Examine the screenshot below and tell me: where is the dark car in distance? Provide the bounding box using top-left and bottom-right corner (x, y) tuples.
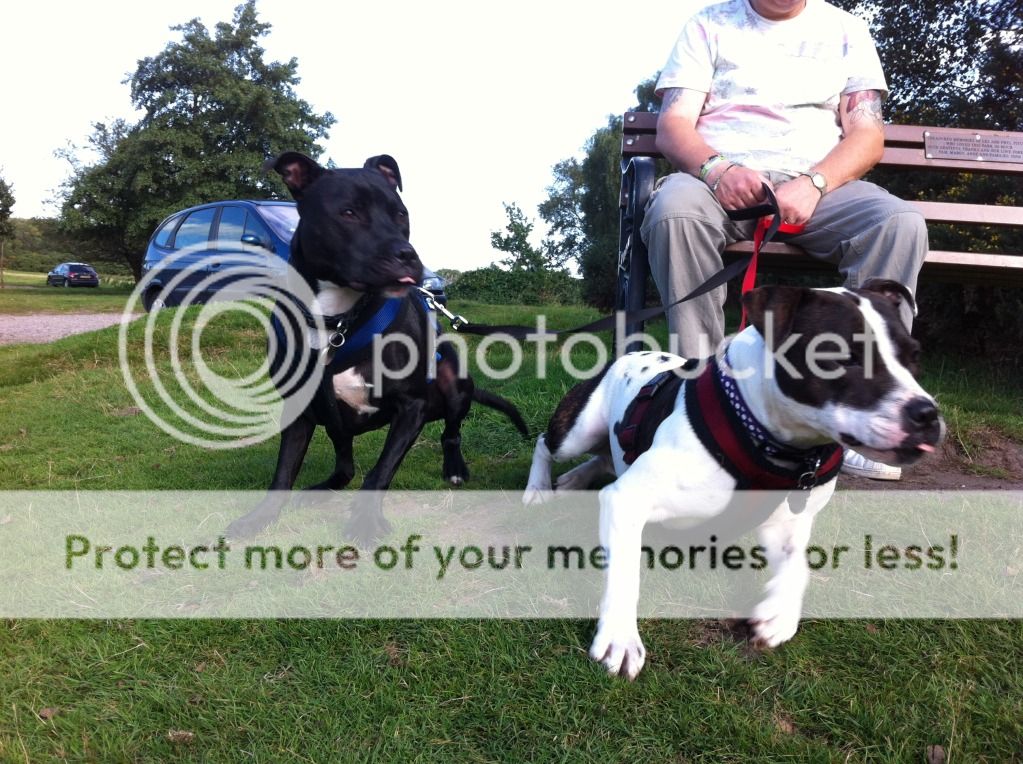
(47, 262), (100, 288)
(141, 200), (447, 310)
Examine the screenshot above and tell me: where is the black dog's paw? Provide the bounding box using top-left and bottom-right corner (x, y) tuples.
(344, 512), (392, 548)
(443, 459), (470, 486)
(292, 488), (338, 509)
(344, 495), (392, 547)
(225, 511), (272, 541)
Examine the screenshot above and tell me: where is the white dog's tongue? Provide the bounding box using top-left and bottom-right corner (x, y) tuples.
(917, 443), (936, 453)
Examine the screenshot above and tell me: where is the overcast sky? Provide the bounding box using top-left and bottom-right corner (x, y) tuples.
(2, 0), (702, 272)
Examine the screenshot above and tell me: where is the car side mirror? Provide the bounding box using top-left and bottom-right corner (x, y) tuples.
(240, 234), (269, 249)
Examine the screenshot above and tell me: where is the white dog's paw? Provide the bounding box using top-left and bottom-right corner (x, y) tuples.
(589, 623), (646, 680)
(749, 593), (802, 649)
(521, 485), (554, 505)
(554, 471), (586, 492)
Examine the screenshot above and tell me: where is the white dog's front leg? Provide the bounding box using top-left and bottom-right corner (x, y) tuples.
(522, 435), (555, 505)
(556, 454), (613, 492)
(589, 482), (649, 680)
(750, 494), (821, 648)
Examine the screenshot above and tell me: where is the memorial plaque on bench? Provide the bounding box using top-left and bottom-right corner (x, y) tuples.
(924, 130), (1023, 164)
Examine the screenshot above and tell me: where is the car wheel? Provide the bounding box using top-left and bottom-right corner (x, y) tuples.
(143, 289), (166, 312)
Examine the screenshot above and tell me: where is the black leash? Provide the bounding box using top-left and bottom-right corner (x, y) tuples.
(453, 184), (787, 340)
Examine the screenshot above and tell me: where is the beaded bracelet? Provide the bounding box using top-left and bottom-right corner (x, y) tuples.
(698, 154), (727, 182)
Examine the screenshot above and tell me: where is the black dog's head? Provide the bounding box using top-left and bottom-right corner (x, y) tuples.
(266, 152), (422, 295)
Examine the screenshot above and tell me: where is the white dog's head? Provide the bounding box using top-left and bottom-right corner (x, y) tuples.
(742, 279), (945, 466)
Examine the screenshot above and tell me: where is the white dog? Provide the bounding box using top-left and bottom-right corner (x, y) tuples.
(524, 280), (944, 679)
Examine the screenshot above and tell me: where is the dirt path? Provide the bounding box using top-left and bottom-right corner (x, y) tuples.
(0, 312), (137, 345)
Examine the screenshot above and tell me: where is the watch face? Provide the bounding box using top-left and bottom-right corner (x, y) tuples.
(812, 173), (826, 190)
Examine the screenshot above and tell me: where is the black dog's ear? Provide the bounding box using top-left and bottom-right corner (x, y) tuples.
(264, 152), (325, 199)
(860, 278), (918, 316)
(742, 285), (811, 349)
(363, 154), (402, 192)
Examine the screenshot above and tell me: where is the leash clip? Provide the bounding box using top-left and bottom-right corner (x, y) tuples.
(416, 286), (469, 331)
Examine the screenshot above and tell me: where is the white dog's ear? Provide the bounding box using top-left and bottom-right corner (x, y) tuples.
(264, 152), (325, 199)
(861, 278), (918, 316)
(742, 285), (810, 348)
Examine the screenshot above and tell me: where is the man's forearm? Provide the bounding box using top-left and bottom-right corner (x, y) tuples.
(655, 115), (719, 176)
(812, 128), (884, 191)
(813, 90), (886, 191)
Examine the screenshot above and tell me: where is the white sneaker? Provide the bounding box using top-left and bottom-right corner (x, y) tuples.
(841, 449), (902, 481)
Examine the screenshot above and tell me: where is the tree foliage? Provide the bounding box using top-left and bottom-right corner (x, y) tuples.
(59, 1), (334, 277)
(539, 83), (658, 310)
(491, 202), (571, 272)
(0, 173), (14, 288)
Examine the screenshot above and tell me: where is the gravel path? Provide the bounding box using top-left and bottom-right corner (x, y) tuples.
(0, 312), (139, 345)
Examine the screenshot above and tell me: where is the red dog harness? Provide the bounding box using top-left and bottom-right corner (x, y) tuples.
(615, 358), (842, 493)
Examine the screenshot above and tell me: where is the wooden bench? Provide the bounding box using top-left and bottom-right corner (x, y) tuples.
(617, 111), (1023, 342)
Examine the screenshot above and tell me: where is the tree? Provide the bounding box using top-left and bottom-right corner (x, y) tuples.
(539, 79), (659, 309)
(0, 174), (14, 289)
(491, 202), (566, 273)
(59, 1), (334, 278)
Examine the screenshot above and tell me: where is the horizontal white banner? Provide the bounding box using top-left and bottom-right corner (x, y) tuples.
(0, 491), (1019, 618)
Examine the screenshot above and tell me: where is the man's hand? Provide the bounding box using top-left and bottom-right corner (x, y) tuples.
(709, 164), (769, 210)
(773, 174), (821, 226)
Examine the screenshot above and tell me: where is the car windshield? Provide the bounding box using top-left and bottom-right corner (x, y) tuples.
(259, 204), (299, 241)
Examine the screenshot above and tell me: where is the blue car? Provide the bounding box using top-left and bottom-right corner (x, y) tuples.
(141, 200), (446, 310)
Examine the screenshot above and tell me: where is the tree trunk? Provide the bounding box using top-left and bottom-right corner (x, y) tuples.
(0, 239), (5, 289)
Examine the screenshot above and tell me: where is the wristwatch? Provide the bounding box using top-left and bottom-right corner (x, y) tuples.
(800, 171), (827, 196)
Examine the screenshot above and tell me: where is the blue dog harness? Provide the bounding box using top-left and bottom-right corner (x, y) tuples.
(269, 291), (440, 378)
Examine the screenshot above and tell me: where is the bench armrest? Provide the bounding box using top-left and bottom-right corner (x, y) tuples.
(617, 157), (658, 351)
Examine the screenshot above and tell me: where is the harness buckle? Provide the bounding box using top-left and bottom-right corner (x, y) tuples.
(796, 456), (823, 490)
(319, 319), (349, 365)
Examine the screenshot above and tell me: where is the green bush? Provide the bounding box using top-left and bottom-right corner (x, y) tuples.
(448, 266), (583, 305)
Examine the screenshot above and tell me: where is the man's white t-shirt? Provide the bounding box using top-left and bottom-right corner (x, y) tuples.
(656, 0), (887, 177)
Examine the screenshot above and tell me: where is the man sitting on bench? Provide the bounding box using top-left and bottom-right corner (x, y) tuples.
(642, 0), (928, 481)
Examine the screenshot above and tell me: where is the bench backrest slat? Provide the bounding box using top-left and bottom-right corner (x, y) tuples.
(911, 201), (1023, 228)
(624, 112), (1023, 168)
(881, 146), (1023, 176)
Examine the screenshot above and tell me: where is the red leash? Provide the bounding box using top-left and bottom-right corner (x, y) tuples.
(738, 216), (805, 331)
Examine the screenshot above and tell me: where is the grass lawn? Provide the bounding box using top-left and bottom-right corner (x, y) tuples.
(0, 269), (134, 314)
(0, 295), (1021, 762)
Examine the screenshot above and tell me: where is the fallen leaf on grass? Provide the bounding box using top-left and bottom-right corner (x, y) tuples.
(167, 730), (195, 745)
(773, 712), (796, 735)
(110, 407), (142, 417)
(37, 707), (59, 721)
(384, 642), (407, 667)
(0, 515), (12, 526)
(926, 744), (946, 764)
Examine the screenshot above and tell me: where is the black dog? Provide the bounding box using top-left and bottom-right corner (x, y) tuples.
(227, 152), (527, 543)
